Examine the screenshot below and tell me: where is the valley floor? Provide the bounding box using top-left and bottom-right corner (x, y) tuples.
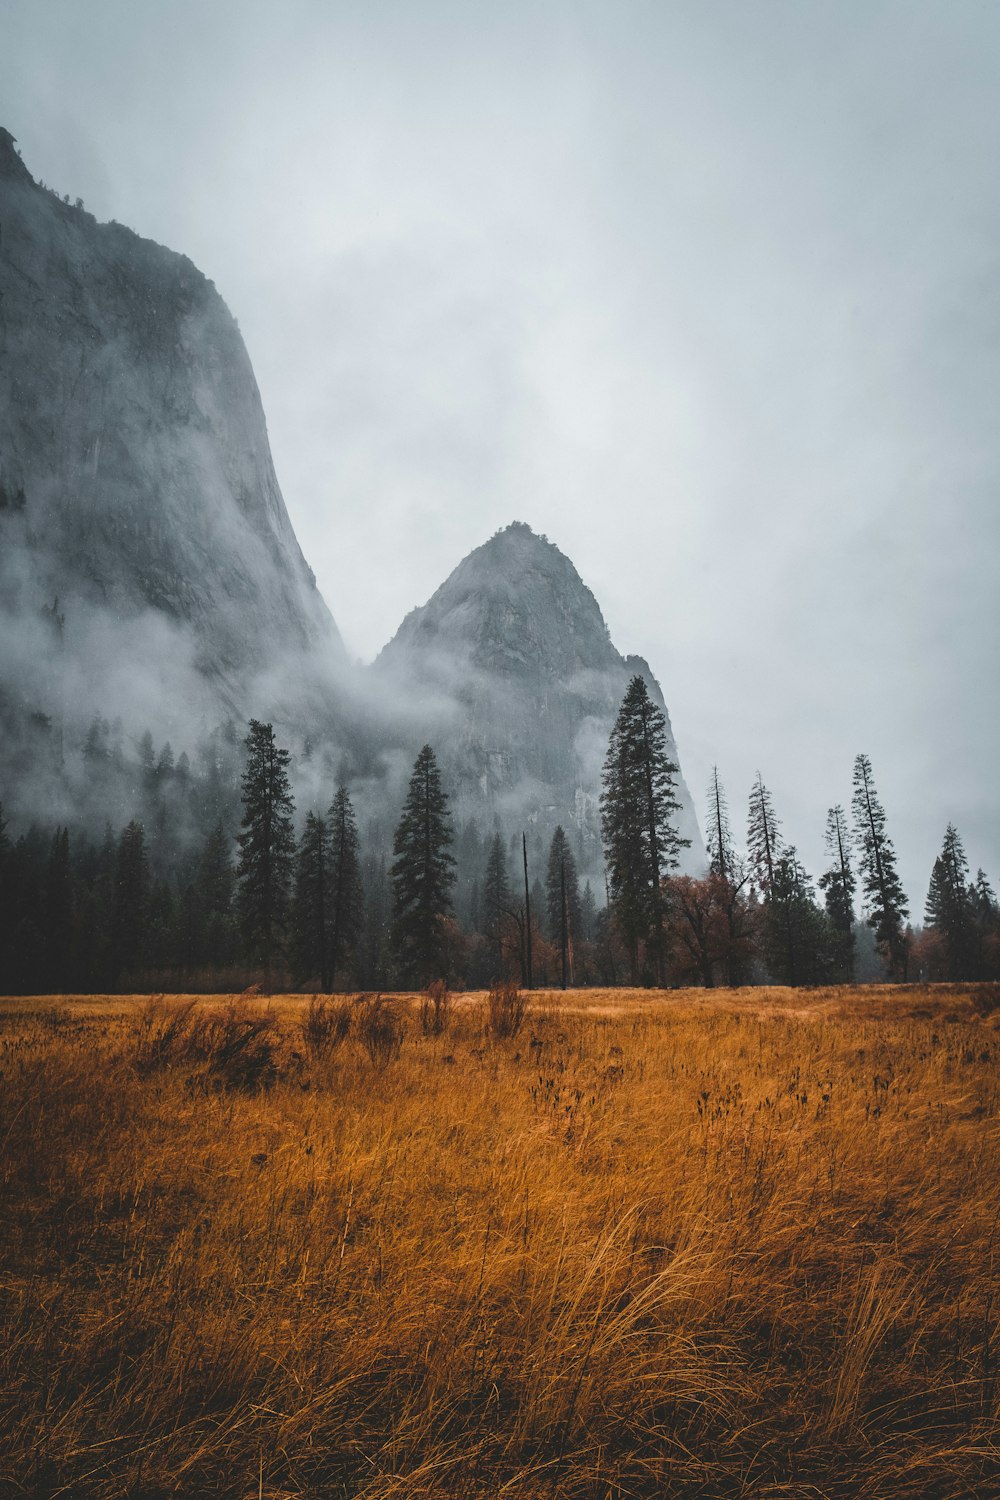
(1, 985), (998, 1498)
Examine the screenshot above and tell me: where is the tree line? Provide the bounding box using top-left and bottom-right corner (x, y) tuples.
(1, 681), (997, 992)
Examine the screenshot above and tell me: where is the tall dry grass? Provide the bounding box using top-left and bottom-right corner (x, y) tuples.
(0, 983), (998, 1497)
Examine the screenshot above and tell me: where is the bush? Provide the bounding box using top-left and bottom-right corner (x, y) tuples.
(134, 997), (198, 1073)
(420, 979), (451, 1037)
(487, 980), (526, 1039)
(971, 982), (1000, 1016)
(133, 998), (279, 1092)
(358, 995), (404, 1068)
(301, 997), (352, 1057)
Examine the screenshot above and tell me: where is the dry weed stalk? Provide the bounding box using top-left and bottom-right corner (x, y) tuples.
(420, 978), (452, 1037)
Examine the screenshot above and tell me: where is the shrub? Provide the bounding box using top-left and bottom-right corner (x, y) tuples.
(487, 980), (526, 1039)
(971, 982), (1000, 1016)
(420, 979), (452, 1037)
(194, 1002), (280, 1092)
(301, 997), (353, 1057)
(358, 994), (404, 1068)
(134, 997), (199, 1073)
(134, 999), (279, 1091)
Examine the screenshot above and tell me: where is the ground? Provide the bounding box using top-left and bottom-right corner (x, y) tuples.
(1, 984), (998, 1498)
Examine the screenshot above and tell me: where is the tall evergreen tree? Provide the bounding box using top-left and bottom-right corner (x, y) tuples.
(44, 827), (74, 989)
(327, 786), (363, 987)
(600, 675), (689, 983)
(818, 805), (856, 981)
(705, 769), (752, 986)
(764, 847), (830, 986)
(706, 766), (735, 882)
(390, 745), (456, 985)
(482, 832), (511, 979)
(851, 753), (909, 979)
(971, 869), (1000, 980)
(292, 812), (333, 987)
(747, 773), (782, 896)
(924, 823), (975, 980)
(236, 720), (296, 973)
(546, 825), (581, 987)
(113, 820), (149, 978)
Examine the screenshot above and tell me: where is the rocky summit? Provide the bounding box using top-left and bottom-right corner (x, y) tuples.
(377, 522), (704, 869)
(0, 126), (343, 741)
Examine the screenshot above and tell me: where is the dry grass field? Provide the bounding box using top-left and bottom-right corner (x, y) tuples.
(1, 984), (999, 1499)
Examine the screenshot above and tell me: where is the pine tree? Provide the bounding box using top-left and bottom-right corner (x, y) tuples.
(113, 820), (149, 979)
(292, 812), (332, 987)
(971, 869), (1000, 980)
(705, 769), (752, 986)
(390, 745), (456, 986)
(601, 675), (689, 983)
(546, 826), (581, 987)
(236, 720), (296, 974)
(327, 786), (363, 987)
(851, 753), (909, 979)
(706, 766), (735, 883)
(747, 773), (782, 896)
(818, 805), (855, 981)
(199, 822), (235, 958)
(763, 847), (830, 986)
(44, 827), (73, 989)
(482, 832), (511, 979)
(924, 824), (974, 980)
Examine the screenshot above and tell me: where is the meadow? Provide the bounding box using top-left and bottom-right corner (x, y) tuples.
(1, 983), (998, 1499)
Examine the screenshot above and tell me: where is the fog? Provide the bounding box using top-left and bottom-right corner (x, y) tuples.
(2, 2), (999, 907)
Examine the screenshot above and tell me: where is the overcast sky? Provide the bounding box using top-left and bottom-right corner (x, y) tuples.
(3, 0), (999, 908)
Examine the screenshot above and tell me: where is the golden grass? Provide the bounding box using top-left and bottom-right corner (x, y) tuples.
(1, 984), (998, 1498)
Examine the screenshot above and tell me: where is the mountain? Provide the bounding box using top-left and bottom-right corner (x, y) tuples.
(0, 126), (344, 751)
(376, 522), (704, 871)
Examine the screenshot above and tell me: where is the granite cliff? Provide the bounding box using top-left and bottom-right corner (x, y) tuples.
(0, 126), (343, 748)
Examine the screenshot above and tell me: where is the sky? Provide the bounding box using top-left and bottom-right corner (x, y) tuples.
(2, 0), (999, 909)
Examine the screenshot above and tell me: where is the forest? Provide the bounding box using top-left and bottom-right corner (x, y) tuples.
(1, 676), (997, 995)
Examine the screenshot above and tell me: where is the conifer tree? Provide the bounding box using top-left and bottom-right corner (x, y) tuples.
(113, 820), (149, 978)
(706, 766), (735, 883)
(764, 847), (830, 986)
(390, 745), (456, 985)
(236, 720), (296, 974)
(747, 773), (782, 896)
(327, 786), (363, 987)
(704, 769), (752, 986)
(482, 832), (511, 979)
(546, 825), (581, 987)
(197, 822), (235, 965)
(924, 823), (974, 980)
(818, 805), (856, 980)
(971, 869), (1000, 979)
(292, 812), (332, 987)
(851, 753), (909, 979)
(601, 675), (688, 983)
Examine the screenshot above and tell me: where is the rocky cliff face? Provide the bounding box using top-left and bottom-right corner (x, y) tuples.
(0, 126), (343, 745)
(376, 522), (704, 871)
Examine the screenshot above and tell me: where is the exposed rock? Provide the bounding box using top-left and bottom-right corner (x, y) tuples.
(376, 522), (704, 870)
(0, 125), (343, 738)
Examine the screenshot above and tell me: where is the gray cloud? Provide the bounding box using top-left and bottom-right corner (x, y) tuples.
(2, 0), (998, 907)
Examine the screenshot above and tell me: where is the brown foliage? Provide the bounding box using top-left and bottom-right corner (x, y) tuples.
(487, 978), (526, 1038)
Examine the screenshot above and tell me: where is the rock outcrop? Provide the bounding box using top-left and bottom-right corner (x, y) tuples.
(376, 522), (704, 871)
